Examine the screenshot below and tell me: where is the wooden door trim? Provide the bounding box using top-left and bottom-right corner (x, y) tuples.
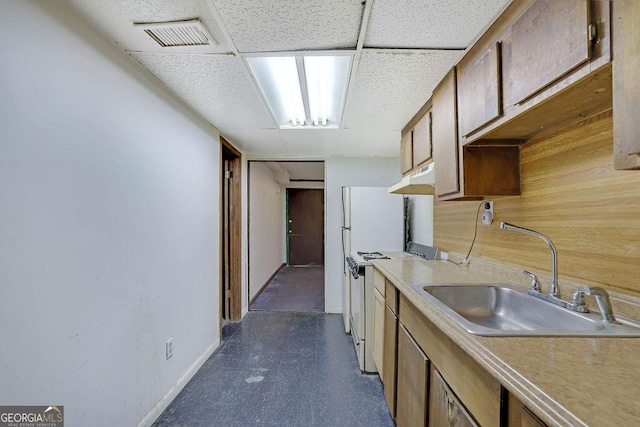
(220, 137), (242, 322)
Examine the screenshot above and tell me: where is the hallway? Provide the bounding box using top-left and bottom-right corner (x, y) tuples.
(153, 312), (394, 426)
(251, 266), (325, 312)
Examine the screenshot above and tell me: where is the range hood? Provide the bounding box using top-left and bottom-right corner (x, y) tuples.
(388, 163), (436, 195)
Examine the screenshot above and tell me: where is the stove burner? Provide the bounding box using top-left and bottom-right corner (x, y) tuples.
(363, 255), (390, 261)
(357, 251), (390, 261)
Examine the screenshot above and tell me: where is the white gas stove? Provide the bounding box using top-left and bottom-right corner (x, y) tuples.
(345, 250), (395, 373)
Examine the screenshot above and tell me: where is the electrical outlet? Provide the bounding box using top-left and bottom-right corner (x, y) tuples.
(166, 338), (174, 360)
(482, 201), (494, 225)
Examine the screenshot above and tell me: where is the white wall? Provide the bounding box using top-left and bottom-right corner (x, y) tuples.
(406, 195), (434, 246)
(248, 163), (286, 301)
(324, 157), (401, 313)
(0, 2), (221, 426)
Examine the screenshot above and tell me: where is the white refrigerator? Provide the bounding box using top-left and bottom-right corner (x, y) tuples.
(341, 186), (405, 332)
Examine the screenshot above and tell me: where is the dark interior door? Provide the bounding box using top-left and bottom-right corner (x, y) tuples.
(287, 189), (324, 266)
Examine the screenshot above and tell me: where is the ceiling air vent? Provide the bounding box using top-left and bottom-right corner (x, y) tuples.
(134, 19), (217, 47)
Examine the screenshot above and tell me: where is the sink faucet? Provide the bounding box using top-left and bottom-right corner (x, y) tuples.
(500, 222), (559, 297)
(573, 286), (616, 323)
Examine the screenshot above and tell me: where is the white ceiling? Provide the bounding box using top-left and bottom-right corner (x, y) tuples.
(65, 0), (511, 159)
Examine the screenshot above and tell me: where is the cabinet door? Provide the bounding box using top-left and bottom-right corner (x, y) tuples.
(401, 130), (413, 174)
(613, 0), (640, 169)
(507, 392), (548, 427)
(371, 287), (385, 375)
(521, 408), (546, 427)
(429, 368), (479, 427)
(458, 42), (501, 137)
(396, 324), (429, 427)
(382, 304), (398, 417)
(432, 67), (460, 198)
(511, 0), (591, 104)
(412, 110), (432, 167)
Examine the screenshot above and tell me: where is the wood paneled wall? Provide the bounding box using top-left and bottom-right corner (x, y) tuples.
(434, 110), (640, 295)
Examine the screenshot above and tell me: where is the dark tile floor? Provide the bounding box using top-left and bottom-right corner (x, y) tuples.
(153, 311), (394, 427)
(251, 266), (324, 312)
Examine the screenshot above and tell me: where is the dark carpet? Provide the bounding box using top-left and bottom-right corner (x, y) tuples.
(251, 266), (324, 312)
(153, 311), (394, 427)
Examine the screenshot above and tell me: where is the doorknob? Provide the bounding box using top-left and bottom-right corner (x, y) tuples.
(289, 230), (293, 233)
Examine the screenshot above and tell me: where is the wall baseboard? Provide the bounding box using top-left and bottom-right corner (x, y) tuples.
(249, 263), (285, 306)
(325, 305), (342, 314)
(138, 339), (220, 427)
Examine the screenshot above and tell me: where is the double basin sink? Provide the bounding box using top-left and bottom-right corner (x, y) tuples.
(411, 283), (640, 337)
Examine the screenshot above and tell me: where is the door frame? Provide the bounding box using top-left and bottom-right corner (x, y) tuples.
(220, 137), (242, 324)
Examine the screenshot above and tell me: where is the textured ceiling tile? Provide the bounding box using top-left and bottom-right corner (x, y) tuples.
(212, 0), (364, 52)
(280, 129), (400, 158)
(66, 0), (231, 53)
(217, 128), (287, 155)
(131, 53), (275, 129)
(365, 0), (511, 48)
(342, 50), (462, 130)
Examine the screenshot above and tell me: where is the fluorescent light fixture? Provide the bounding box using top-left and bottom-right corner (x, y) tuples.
(247, 55), (351, 129)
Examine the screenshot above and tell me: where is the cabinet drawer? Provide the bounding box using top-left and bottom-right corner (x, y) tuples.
(373, 267), (385, 296)
(399, 294), (501, 427)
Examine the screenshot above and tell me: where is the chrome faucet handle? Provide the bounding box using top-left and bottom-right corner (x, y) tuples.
(570, 289), (586, 306)
(522, 270), (540, 292)
(580, 286), (616, 323)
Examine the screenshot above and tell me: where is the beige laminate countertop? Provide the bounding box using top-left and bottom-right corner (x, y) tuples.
(373, 256), (640, 426)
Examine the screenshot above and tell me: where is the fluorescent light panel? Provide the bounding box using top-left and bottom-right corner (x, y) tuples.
(247, 55), (351, 129)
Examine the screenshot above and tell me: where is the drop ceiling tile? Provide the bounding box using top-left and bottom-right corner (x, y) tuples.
(212, 0), (364, 52)
(131, 53), (275, 129)
(218, 128), (286, 156)
(279, 162), (325, 181)
(66, 0), (232, 53)
(342, 50), (462, 130)
(280, 129), (400, 158)
(365, 0), (511, 48)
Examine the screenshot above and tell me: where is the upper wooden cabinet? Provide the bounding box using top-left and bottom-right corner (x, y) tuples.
(432, 67), (520, 200)
(432, 68), (460, 198)
(459, 0), (611, 145)
(613, 0), (640, 170)
(458, 42), (502, 137)
(402, 0), (620, 192)
(400, 131), (413, 174)
(400, 107), (433, 175)
(412, 110), (432, 167)
(511, 0), (592, 104)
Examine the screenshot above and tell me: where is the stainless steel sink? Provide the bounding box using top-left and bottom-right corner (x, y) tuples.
(411, 283), (640, 337)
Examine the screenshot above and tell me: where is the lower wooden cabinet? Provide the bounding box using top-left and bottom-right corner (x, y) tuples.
(371, 287), (385, 375)
(382, 303), (398, 417)
(507, 392), (548, 427)
(396, 324), (429, 427)
(429, 367), (478, 427)
(375, 290), (550, 426)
